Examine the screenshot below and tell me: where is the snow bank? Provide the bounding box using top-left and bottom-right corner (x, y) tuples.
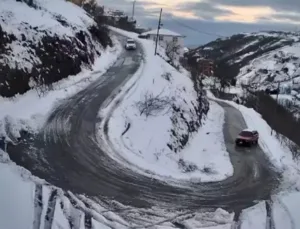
(0, 36), (122, 139)
(182, 208), (233, 229)
(236, 191), (300, 229)
(0, 148), (132, 229)
(98, 27), (233, 182)
(239, 202), (267, 229)
(0, 150), (35, 229)
(273, 191), (300, 229)
(181, 101), (233, 181)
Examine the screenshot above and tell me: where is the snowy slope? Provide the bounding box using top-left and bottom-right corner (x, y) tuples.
(0, 0), (111, 97)
(187, 31), (300, 89)
(237, 43), (300, 88)
(97, 27), (234, 182)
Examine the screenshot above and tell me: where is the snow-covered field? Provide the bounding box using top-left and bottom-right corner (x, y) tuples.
(98, 27), (233, 182)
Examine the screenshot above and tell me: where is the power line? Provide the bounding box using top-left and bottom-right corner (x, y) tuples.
(143, 5), (226, 38)
(168, 17), (226, 38)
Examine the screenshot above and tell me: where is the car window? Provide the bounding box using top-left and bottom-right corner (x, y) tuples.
(240, 131), (253, 137)
(127, 40), (135, 44)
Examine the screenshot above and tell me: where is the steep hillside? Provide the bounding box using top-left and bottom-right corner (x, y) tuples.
(187, 31), (300, 89)
(0, 0), (111, 97)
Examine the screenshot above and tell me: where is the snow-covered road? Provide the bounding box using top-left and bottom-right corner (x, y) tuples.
(4, 36), (279, 227)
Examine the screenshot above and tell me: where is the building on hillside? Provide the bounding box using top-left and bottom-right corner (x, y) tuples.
(141, 29), (185, 58)
(102, 8), (138, 31)
(198, 58), (214, 76)
(103, 8), (125, 22)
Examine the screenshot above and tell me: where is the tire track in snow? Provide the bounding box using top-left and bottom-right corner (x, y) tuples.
(44, 189), (58, 229)
(33, 184), (43, 229)
(266, 200), (275, 229)
(275, 197), (296, 229)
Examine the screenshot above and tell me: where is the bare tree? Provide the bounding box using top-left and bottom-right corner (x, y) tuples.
(135, 91), (173, 117)
(32, 75), (53, 98)
(165, 40), (181, 63)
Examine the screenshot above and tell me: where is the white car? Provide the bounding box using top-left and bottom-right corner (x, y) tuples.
(125, 39), (136, 50)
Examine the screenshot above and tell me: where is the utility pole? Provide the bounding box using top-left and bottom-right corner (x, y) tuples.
(131, 0), (136, 21)
(155, 8), (163, 56)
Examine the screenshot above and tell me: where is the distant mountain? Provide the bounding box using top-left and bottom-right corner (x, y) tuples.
(186, 31), (300, 89)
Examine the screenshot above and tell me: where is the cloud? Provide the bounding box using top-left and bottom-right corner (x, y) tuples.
(175, 1), (230, 20)
(215, 5), (275, 23)
(178, 0), (300, 24)
(274, 13), (300, 23)
(210, 0), (300, 13)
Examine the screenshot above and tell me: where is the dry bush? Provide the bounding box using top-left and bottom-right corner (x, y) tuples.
(136, 91), (173, 117)
(166, 40), (181, 62)
(161, 72), (172, 81)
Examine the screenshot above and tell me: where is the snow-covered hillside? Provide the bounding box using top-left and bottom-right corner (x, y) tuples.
(187, 31), (300, 90)
(0, 0), (111, 97)
(237, 43), (300, 88)
(97, 27), (235, 182)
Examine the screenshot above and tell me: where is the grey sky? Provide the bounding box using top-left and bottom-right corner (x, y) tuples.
(97, 0), (300, 46)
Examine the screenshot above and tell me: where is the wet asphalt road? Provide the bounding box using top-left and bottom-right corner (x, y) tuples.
(7, 37), (279, 214)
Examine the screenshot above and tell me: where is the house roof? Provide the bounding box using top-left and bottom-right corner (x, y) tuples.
(142, 29), (184, 37)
